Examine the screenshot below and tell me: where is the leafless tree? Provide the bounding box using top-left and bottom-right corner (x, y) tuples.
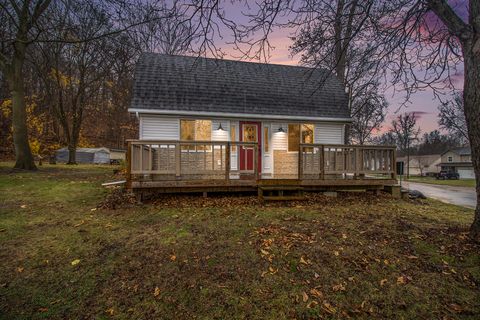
(171, 0), (480, 240)
(35, 1), (116, 164)
(350, 87), (388, 144)
(390, 112), (421, 178)
(438, 91), (468, 145)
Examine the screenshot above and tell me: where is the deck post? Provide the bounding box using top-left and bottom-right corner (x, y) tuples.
(298, 146), (303, 180)
(320, 145), (325, 180)
(225, 142), (231, 182)
(391, 148), (397, 180)
(126, 141), (132, 189)
(354, 147), (360, 179)
(175, 142), (181, 177)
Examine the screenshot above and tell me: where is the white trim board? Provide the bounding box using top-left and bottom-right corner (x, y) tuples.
(129, 108), (352, 123)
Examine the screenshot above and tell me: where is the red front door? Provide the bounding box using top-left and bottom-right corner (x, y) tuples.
(239, 121), (261, 173)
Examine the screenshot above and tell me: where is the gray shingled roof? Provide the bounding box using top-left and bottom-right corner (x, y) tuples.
(130, 53), (350, 119)
(444, 147), (471, 156)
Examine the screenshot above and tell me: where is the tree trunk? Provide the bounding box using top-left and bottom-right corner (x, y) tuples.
(463, 41), (480, 241)
(67, 145), (76, 164)
(9, 55), (37, 170)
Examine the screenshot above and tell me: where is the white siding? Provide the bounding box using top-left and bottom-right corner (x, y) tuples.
(271, 122), (288, 150)
(211, 120), (230, 141)
(140, 115), (179, 140)
(314, 123), (344, 144)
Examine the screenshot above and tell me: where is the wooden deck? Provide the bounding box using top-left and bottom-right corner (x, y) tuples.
(126, 140), (397, 196)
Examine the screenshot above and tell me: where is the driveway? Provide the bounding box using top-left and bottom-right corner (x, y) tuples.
(402, 181), (476, 209)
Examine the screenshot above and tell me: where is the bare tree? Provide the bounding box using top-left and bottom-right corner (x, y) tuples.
(438, 91), (469, 145)
(0, 0), (172, 169)
(173, 0), (480, 240)
(390, 112), (421, 178)
(350, 87), (388, 144)
(0, 0), (52, 170)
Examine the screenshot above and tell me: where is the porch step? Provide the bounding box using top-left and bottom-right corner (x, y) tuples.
(263, 195), (306, 201)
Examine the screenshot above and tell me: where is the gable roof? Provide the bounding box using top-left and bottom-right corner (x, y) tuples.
(442, 147), (471, 156)
(129, 53), (350, 121)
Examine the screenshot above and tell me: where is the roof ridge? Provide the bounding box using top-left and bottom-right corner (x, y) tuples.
(139, 52), (331, 73)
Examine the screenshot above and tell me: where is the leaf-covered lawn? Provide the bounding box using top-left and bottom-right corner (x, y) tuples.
(0, 163), (479, 319)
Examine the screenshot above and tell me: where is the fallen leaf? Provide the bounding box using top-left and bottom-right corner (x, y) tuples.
(397, 276), (406, 285)
(170, 255), (176, 261)
(332, 283), (346, 292)
(406, 255), (418, 259)
(306, 300), (318, 308)
(299, 256), (309, 265)
(38, 307), (48, 312)
(154, 286), (161, 297)
(348, 276), (355, 282)
(71, 259), (80, 266)
(334, 251), (340, 256)
(105, 308), (114, 316)
(448, 303), (463, 313)
(90, 208), (97, 211)
(342, 233), (347, 239)
(260, 249), (269, 256)
(323, 302), (336, 314)
(302, 291), (309, 302)
(310, 288), (323, 298)
(20, 205), (27, 209)
(16, 267), (24, 273)
(314, 272), (320, 279)
(74, 220), (85, 227)
(380, 279), (387, 286)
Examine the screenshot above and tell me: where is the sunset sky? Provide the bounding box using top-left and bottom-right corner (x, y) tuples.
(213, 0), (468, 136)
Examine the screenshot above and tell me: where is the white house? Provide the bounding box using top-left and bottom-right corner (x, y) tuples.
(129, 53), (351, 178)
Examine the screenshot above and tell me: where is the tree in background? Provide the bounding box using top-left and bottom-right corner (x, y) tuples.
(438, 92), (469, 145)
(290, 0), (389, 143)
(415, 130), (462, 155)
(349, 88), (388, 144)
(390, 112), (421, 178)
(0, 0), (52, 170)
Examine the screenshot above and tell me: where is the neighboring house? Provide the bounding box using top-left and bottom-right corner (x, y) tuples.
(126, 53), (397, 195)
(397, 154), (441, 176)
(56, 147), (111, 164)
(439, 147), (475, 179)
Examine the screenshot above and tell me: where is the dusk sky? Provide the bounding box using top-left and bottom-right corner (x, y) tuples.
(212, 0), (468, 136)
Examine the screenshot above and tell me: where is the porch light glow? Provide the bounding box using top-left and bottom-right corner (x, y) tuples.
(217, 123), (224, 131)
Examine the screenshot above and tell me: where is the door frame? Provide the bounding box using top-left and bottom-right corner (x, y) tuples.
(239, 121), (262, 173)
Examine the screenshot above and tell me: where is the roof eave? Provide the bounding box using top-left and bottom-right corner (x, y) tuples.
(128, 108), (352, 123)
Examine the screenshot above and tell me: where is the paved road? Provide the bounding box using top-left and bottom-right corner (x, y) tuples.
(402, 181), (476, 209)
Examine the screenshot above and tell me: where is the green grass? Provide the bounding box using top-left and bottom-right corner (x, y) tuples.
(406, 176), (476, 188)
(1, 162), (479, 319)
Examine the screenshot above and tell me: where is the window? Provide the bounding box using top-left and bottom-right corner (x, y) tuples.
(288, 124), (300, 152)
(448, 156), (453, 162)
(288, 124), (314, 152)
(180, 119), (212, 150)
(230, 124), (236, 151)
(301, 124), (314, 144)
(264, 126), (269, 152)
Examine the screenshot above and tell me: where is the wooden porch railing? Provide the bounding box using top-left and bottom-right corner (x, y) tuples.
(126, 140), (397, 184)
(298, 143), (397, 180)
(126, 140), (259, 182)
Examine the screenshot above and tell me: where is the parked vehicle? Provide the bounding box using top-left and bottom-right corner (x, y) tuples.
(436, 170), (460, 180)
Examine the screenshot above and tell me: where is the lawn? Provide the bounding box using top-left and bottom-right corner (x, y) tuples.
(0, 163), (479, 319)
(406, 176), (476, 188)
